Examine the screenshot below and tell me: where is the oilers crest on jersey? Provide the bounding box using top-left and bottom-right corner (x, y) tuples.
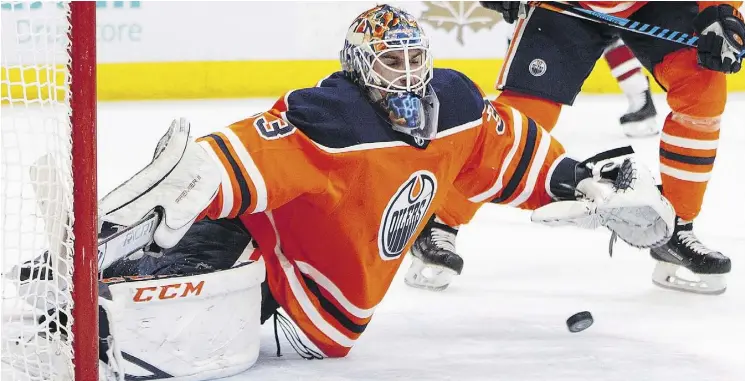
(378, 170), (437, 260)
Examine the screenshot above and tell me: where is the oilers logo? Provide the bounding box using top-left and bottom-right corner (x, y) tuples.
(529, 58), (547, 77)
(378, 170), (437, 260)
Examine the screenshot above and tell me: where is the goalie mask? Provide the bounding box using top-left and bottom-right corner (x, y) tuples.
(341, 4), (438, 140)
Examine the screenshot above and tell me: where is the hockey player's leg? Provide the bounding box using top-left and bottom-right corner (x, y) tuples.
(603, 38), (659, 137)
(653, 48), (726, 221)
(496, 90), (562, 131)
(6, 222), (265, 381)
(97, 218), (271, 380)
(651, 49), (730, 294)
(9, 218), (262, 380)
(616, 3), (733, 294)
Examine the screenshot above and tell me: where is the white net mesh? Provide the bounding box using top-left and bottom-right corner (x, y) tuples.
(1, 1), (76, 380)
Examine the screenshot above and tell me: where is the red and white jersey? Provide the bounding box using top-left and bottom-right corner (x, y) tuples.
(197, 69), (566, 357)
(578, 1), (645, 18)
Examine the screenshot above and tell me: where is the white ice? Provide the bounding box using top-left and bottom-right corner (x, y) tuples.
(92, 93), (744, 380)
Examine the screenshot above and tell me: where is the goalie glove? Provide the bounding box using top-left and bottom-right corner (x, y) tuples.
(693, 4), (745, 74)
(532, 147), (675, 252)
(99, 118), (221, 250)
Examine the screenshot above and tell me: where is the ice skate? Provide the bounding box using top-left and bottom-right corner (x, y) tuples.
(405, 216), (464, 291)
(650, 217), (730, 295)
(620, 81), (659, 138)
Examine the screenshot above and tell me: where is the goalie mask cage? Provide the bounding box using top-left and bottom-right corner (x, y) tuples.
(1, 2), (97, 380)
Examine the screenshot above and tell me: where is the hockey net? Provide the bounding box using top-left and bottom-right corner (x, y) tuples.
(1, 2), (97, 380)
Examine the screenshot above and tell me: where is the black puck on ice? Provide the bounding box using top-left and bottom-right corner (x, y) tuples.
(566, 311), (594, 333)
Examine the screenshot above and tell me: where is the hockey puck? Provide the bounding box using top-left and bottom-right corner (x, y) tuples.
(566, 311), (594, 333)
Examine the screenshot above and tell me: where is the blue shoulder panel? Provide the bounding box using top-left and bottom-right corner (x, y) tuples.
(284, 69), (485, 148)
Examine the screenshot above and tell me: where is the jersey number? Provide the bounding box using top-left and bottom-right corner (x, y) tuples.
(484, 100), (505, 135)
(254, 116), (294, 140)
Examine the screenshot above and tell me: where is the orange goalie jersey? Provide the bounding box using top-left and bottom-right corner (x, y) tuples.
(197, 69), (566, 357)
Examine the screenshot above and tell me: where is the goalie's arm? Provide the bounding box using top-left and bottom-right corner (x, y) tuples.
(196, 108), (328, 221)
(99, 105), (326, 251)
(454, 100), (567, 210)
(454, 99), (674, 250)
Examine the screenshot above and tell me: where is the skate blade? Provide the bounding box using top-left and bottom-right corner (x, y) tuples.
(651, 261), (727, 295)
(404, 258), (457, 292)
(623, 119), (659, 138)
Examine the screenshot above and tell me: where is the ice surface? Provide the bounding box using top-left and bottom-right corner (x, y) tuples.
(91, 93), (745, 380)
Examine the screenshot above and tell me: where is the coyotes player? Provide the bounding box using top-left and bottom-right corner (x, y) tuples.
(410, 1), (744, 295)
(603, 37), (659, 137)
(50, 4), (673, 378)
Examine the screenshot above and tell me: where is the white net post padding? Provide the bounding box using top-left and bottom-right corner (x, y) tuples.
(1, 2), (97, 380)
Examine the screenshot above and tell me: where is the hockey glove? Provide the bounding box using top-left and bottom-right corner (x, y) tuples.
(99, 118), (221, 250)
(479, 1), (528, 24)
(532, 148), (675, 252)
(693, 4), (745, 74)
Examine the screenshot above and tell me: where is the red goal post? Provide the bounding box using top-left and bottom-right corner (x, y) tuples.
(1, 1), (98, 380)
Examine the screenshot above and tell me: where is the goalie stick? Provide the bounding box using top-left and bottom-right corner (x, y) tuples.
(530, 1), (745, 59)
(97, 211), (161, 271)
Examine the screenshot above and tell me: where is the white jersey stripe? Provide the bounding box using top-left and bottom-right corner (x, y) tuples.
(267, 212), (352, 349)
(295, 261), (376, 319)
(469, 107), (524, 203)
(507, 130), (551, 207)
(198, 141), (234, 218)
(222, 128), (269, 213)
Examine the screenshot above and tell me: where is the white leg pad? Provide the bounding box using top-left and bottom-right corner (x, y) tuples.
(99, 259), (265, 381)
